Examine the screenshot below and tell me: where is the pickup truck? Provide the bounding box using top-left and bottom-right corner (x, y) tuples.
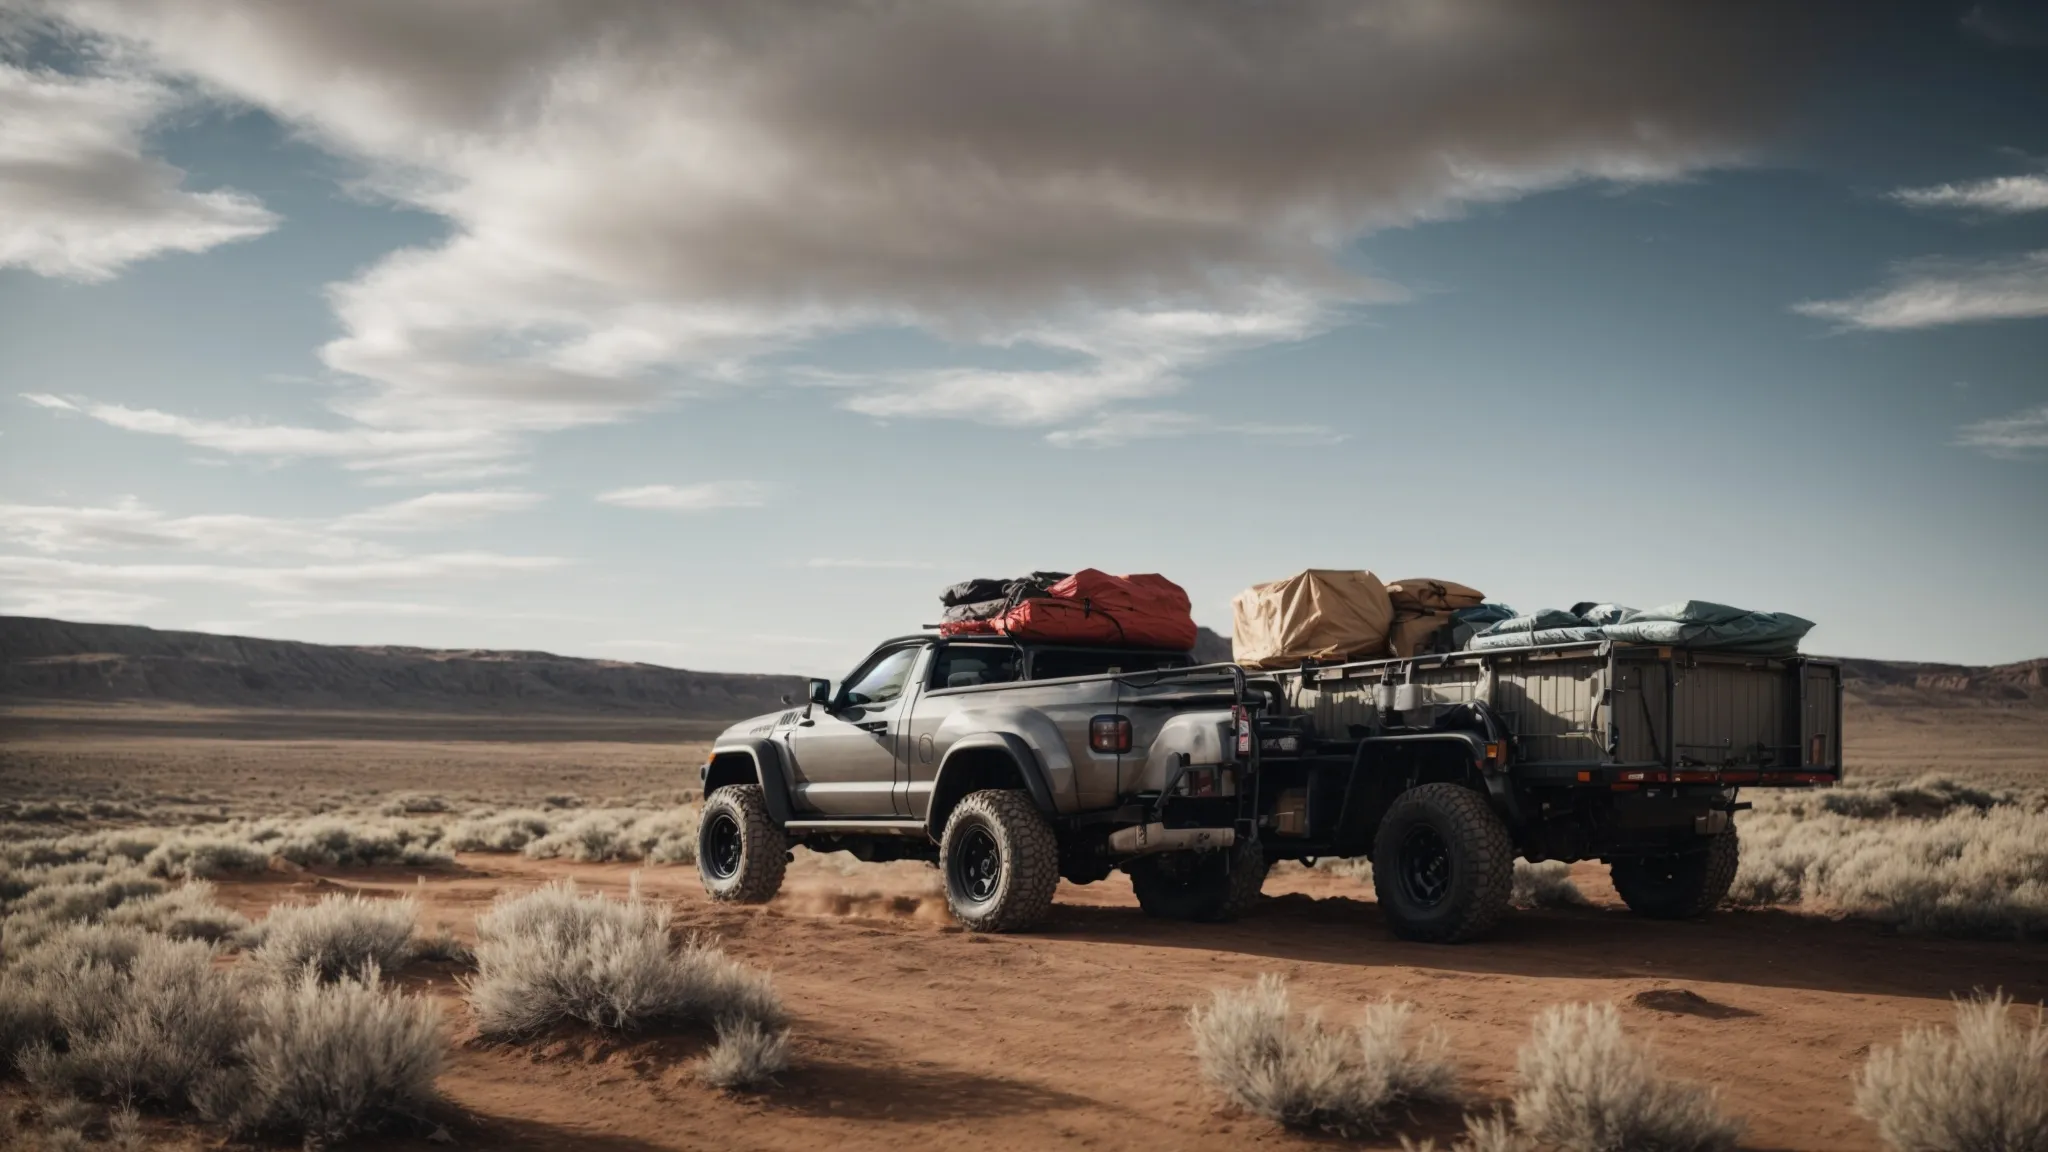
(697, 633), (1842, 941)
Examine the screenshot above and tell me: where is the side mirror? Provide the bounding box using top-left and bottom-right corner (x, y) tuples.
(807, 678), (832, 707)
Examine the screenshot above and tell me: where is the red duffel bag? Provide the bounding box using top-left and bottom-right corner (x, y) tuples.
(980, 569), (1197, 650)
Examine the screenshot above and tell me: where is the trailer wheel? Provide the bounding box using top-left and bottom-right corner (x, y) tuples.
(941, 790), (1059, 933)
(698, 785), (788, 904)
(1371, 783), (1513, 943)
(1127, 838), (1267, 922)
(1610, 829), (1740, 920)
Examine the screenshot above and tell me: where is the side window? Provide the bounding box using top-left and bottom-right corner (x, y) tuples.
(841, 647), (921, 707)
(929, 645), (1022, 690)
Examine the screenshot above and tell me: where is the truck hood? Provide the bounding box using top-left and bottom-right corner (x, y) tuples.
(716, 710), (789, 745)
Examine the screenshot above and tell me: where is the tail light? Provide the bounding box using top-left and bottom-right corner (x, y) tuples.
(1089, 715), (1132, 754)
(1231, 705), (1252, 756)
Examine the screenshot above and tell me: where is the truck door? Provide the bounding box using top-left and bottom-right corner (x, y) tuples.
(900, 642), (1025, 818)
(784, 642), (925, 817)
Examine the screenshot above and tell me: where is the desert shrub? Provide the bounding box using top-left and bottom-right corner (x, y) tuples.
(264, 818), (451, 869)
(1732, 798), (2048, 939)
(248, 894), (418, 983)
(441, 809), (553, 853)
(519, 808), (699, 865)
(1187, 974), (1456, 1136)
(0, 867), (170, 953)
(698, 1018), (791, 1090)
(1822, 775), (2014, 820)
(141, 835), (271, 880)
(1511, 1002), (1741, 1152)
(1854, 992), (2048, 1152)
(466, 881), (785, 1043)
(1511, 861), (1588, 909)
(378, 793), (451, 817)
(100, 880), (249, 944)
(202, 966), (443, 1146)
(14, 933), (246, 1109)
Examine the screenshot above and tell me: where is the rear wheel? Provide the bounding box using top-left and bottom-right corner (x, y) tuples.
(1371, 782), (1513, 943)
(940, 790), (1058, 932)
(1127, 838), (1266, 922)
(1610, 830), (1739, 919)
(698, 785), (787, 904)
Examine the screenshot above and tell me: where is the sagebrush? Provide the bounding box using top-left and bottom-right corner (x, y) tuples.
(1188, 974), (1456, 1136)
(1512, 1002), (1741, 1152)
(247, 893), (419, 983)
(1854, 992), (2048, 1152)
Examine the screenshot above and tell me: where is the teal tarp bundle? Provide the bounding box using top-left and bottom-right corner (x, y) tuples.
(1468, 599), (1813, 655)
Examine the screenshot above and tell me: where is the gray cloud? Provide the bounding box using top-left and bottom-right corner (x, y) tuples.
(0, 61), (274, 280)
(1955, 404), (2048, 458)
(1891, 174), (2048, 214)
(41, 0), (1838, 450)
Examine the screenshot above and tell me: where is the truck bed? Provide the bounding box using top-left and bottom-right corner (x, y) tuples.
(1270, 641), (1842, 785)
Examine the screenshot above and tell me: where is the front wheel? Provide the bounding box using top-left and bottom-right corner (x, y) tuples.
(698, 785), (788, 904)
(1127, 838), (1266, 922)
(1610, 830), (1739, 919)
(1371, 782), (1513, 943)
(940, 790), (1059, 932)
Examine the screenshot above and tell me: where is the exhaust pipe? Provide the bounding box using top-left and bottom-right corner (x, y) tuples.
(1108, 823), (1236, 858)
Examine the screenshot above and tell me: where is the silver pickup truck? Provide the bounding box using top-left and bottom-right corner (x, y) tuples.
(697, 633), (1843, 941)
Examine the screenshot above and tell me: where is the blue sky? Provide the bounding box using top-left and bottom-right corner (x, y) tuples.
(2, 1), (2045, 675)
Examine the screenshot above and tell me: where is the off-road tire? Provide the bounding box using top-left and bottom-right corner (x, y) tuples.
(697, 785), (787, 904)
(1371, 782), (1513, 944)
(1610, 829), (1740, 920)
(940, 790), (1059, 933)
(1127, 837), (1267, 922)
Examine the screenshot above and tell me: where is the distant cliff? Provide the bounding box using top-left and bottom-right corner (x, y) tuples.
(0, 616), (803, 718)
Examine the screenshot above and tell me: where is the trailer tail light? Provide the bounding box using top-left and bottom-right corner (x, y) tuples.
(1483, 742), (1503, 765)
(1089, 715), (1132, 754)
(1809, 735), (1826, 766)
(1231, 706), (1252, 756)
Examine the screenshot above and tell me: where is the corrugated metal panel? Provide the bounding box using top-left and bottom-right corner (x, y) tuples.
(1614, 659), (1666, 764)
(1669, 661), (1790, 767)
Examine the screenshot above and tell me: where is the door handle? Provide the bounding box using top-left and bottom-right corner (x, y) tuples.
(855, 720), (890, 733)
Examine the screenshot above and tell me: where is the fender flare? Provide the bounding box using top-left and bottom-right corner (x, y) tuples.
(926, 731), (1058, 837)
(1354, 731), (1522, 824)
(706, 738), (796, 826)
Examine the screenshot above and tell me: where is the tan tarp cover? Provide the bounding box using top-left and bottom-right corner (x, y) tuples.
(1386, 578), (1485, 614)
(1389, 612), (1453, 658)
(1231, 569), (1393, 669)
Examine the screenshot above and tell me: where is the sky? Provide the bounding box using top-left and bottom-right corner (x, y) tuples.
(2, 0), (2046, 677)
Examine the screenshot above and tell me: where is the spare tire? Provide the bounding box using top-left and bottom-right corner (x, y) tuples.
(1610, 830), (1739, 920)
(1127, 838), (1266, 922)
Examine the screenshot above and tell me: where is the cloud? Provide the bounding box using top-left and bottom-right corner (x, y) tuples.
(0, 551), (568, 597)
(41, 0), (1836, 458)
(1046, 410), (1347, 449)
(0, 586), (161, 621)
(330, 489), (541, 531)
(0, 61), (275, 281)
(1890, 174), (2048, 214)
(596, 481), (772, 512)
(1955, 404), (2048, 459)
(0, 492), (538, 556)
(1793, 251), (2048, 330)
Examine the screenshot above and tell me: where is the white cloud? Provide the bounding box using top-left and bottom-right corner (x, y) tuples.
(1793, 251), (2048, 330)
(806, 558), (935, 570)
(0, 62), (275, 281)
(1955, 404), (2048, 459)
(1890, 173), (2048, 214)
(0, 492), (538, 556)
(0, 551), (568, 597)
(36, 1), (1831, 462)
(0, 586), (161, 621)
(330, 490), (541, 532)
(41, 399), (519, 479)
(1046, 410), (1347, 449)
(21, 393), (78, 410)
(596, 481), (772, 512)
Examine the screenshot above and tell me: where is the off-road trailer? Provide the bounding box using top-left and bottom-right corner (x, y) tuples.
(1119, 639), (1842, 940)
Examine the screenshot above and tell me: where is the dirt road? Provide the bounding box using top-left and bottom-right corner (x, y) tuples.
(207, 849), (2045, 1152)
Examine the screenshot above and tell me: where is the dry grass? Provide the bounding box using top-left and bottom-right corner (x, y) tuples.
(697, 1017), (792, 1090)
(1511, 861), (1589, 909)
(247, 893), (420, 983)
(203, 966), (444, 1146)
(519, 807), (699, 864)
(1510, 1002), (1741, 1152)
(1854, 993), (2048, 1152)
(1733, 775), (2048, 939)
(1187, 974), (1457, 1136)
(467, 881), (783, 1038)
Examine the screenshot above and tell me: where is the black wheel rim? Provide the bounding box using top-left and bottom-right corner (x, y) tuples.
(1399, 824), (1453, 907)
(703, 811), (743, 881)
(951, 825), (1002, 904)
